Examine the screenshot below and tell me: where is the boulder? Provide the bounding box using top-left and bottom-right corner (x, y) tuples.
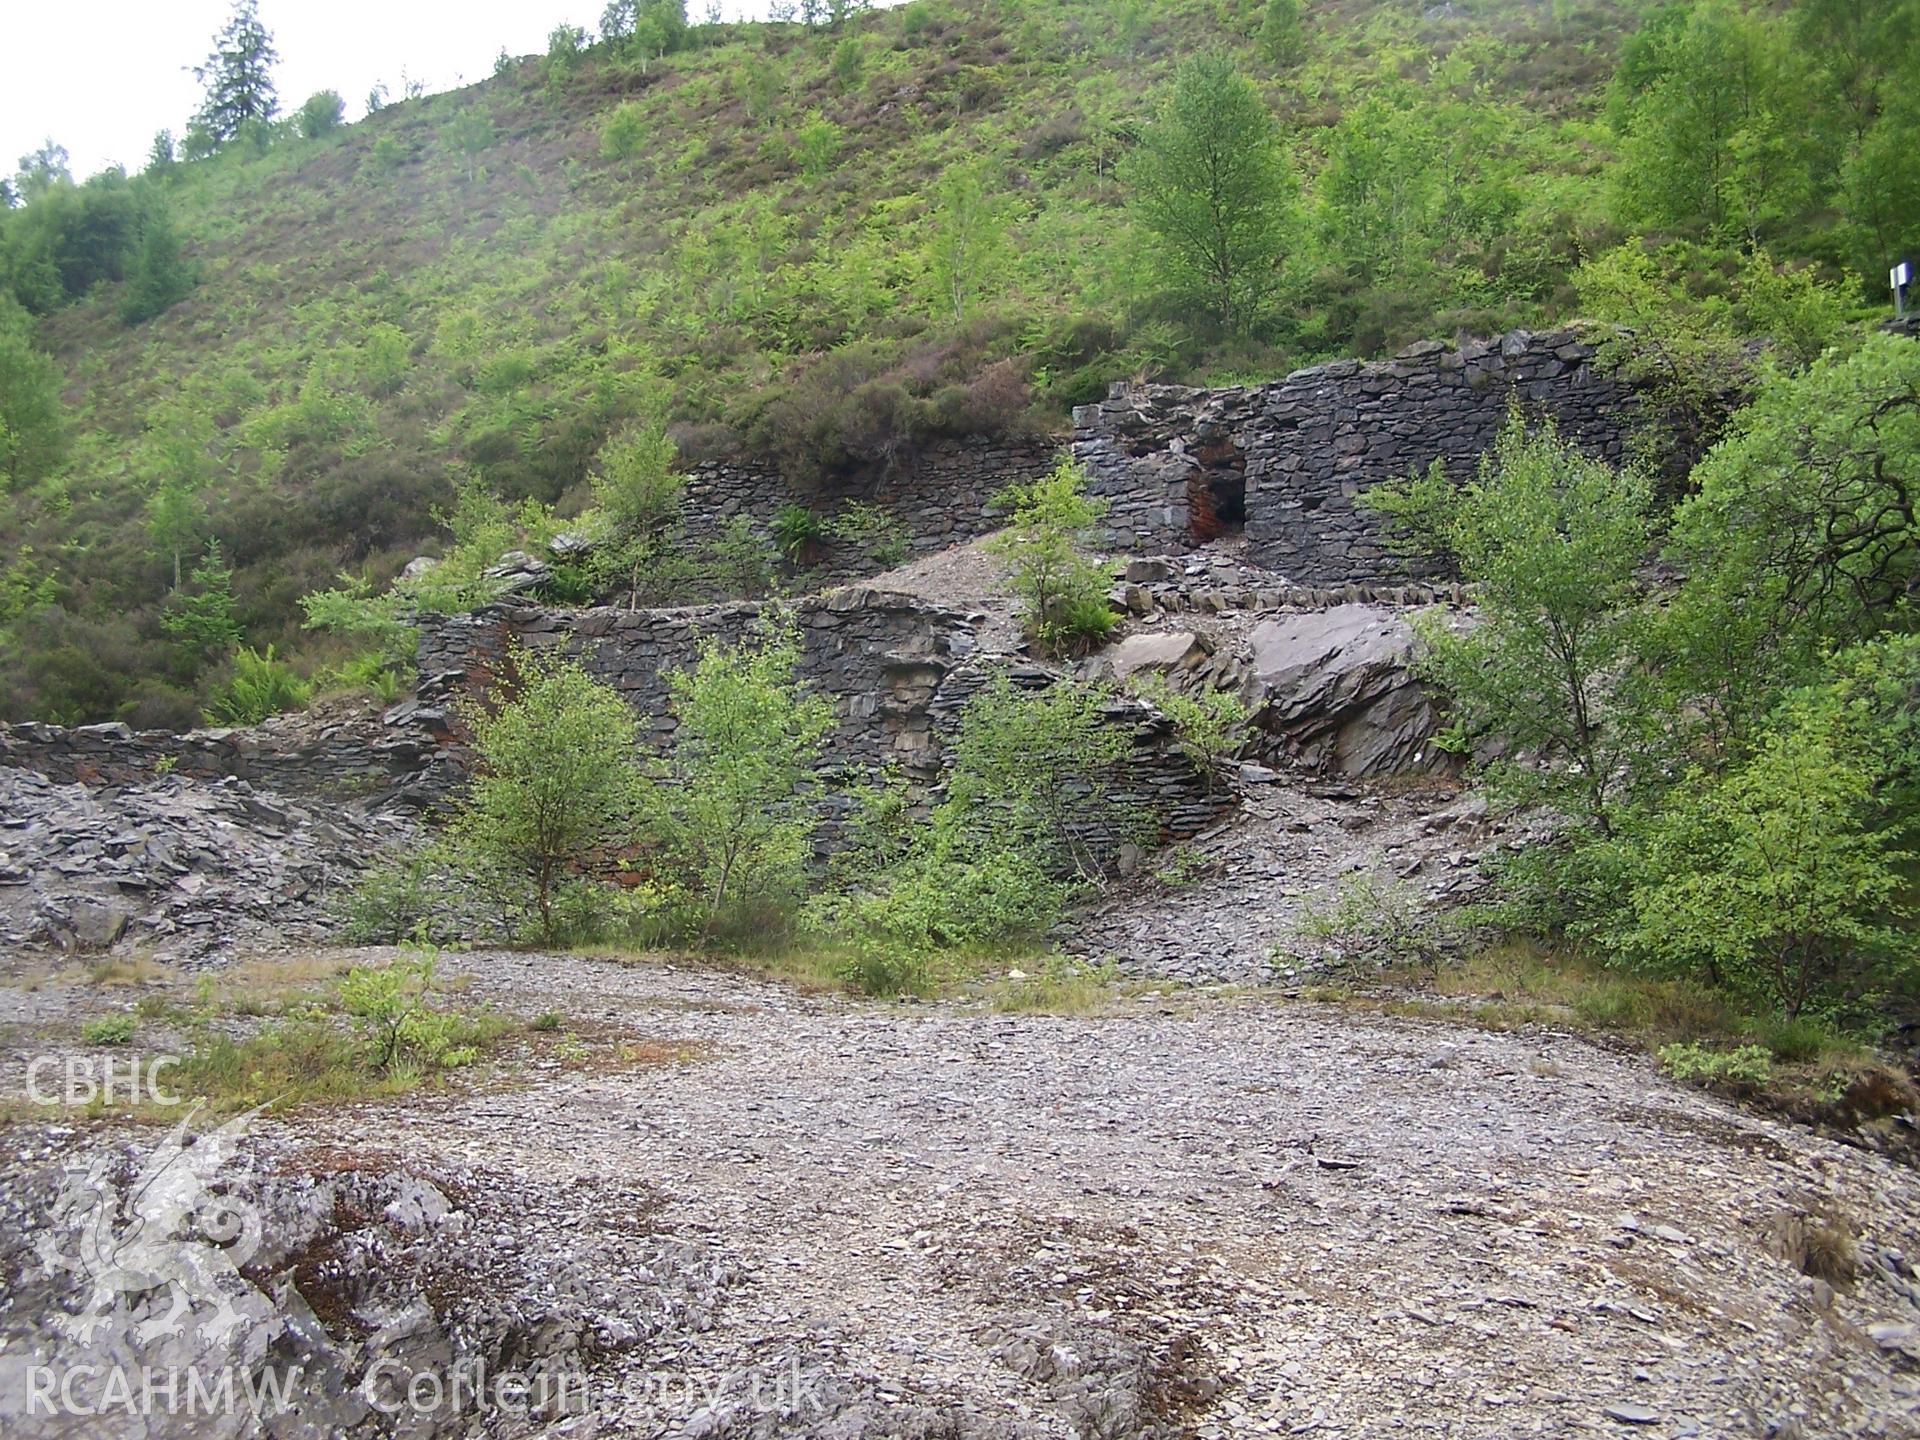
(481, 551), (550, 596)
(1250, 604), (1451, 777)
(64, 898), (131, 951)
(1123, 557), (1176, 584)
(1094, 631), (1210, 682)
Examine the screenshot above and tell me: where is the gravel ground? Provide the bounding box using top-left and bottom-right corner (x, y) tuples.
(130, 949), (1920, 1437)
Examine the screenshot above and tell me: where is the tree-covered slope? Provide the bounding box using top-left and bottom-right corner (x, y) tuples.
(0, 0), (1912, 724)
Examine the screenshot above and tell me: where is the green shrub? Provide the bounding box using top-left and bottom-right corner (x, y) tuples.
(1129, 674), (1249, 793)
(296, 91), (346, 140)
(1154, 845), (1210, 887)
(601, 102), (648, 161)
(944, 675), (1144, 881)
(831, 37), (865, 91)
(354, 321), (411, 395)
(1752, 1013), (1846, 1064)
(543, 878), (633, 946)
(0, 299), (67, 487)
(1656, 1042), (1775, 1087)
(1358, 458), (1460, 581)
(839, 944), (937, 999)
(588, 420), (688, 604)
(337, 949), (491, 1075)
(82, 1015), (136, 1046)
(302, 471), (570, 665)
(334, 849), (441, 944)
(1292, 873), (1461, 971)
(816, 839), (1069, 957)
(1259, 0), (1305, 64)
(161, 541), (242, 663)
(792, 115), (841, 181)
(119, 200), (196, 324)
(300, 577), (418, 674)
(364, 135), (404, 176)
(545, 23), (588, 86)
(641, 615), (833, 944)
(321, 650), (404, 703)
(451, 649), (644, 945)
(985, 460), (1115, 659)
(808, 675), (1144, 959)
(1617, 690), (1919, 1017)
(1040, 592), (1117, 657)
(591, 420), (685, 535)
(1411, 406), (1653, 834)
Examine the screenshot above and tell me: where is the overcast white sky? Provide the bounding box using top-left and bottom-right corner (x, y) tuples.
(2, 1), (783, 182)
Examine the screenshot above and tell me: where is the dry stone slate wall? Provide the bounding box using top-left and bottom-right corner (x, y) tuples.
(682, 435), (1061, 584)
(1071, 328), (1641, 584)
(417, 588), (978, 782)
(413, 589), (1233, 850)
(0, 708), (419, 805)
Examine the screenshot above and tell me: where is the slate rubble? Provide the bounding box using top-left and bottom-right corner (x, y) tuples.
(1066, 780), (1507, 983)
(0, 767), (412, 962)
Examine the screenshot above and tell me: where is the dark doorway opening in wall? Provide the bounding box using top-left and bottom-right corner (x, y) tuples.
(1187, 441), (1246, 541)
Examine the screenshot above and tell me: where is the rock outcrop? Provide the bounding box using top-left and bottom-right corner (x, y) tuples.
(1248, 604), (1452, 778)
(416, 588), (1239, 852)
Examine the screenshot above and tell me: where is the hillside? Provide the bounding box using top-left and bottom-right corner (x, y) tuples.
(0, 0), (1909, 724)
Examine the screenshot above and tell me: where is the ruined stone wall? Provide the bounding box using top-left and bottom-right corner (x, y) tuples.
(3, 332), (1652, 823)
(417, 589), (977, 782)
(0, 708), (419, 804)
(0, 590), (1230, 846)
(1071, 328), (1640, 584)
(414, 589), (1231, 846)
(682, 435), (1061, 584)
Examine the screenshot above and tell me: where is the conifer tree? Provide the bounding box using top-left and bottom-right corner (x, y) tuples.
(193, 0), (280, 146)
(161, 540), (242, 661)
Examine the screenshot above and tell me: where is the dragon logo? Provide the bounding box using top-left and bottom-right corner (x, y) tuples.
(33, 1104), (266, 1346)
